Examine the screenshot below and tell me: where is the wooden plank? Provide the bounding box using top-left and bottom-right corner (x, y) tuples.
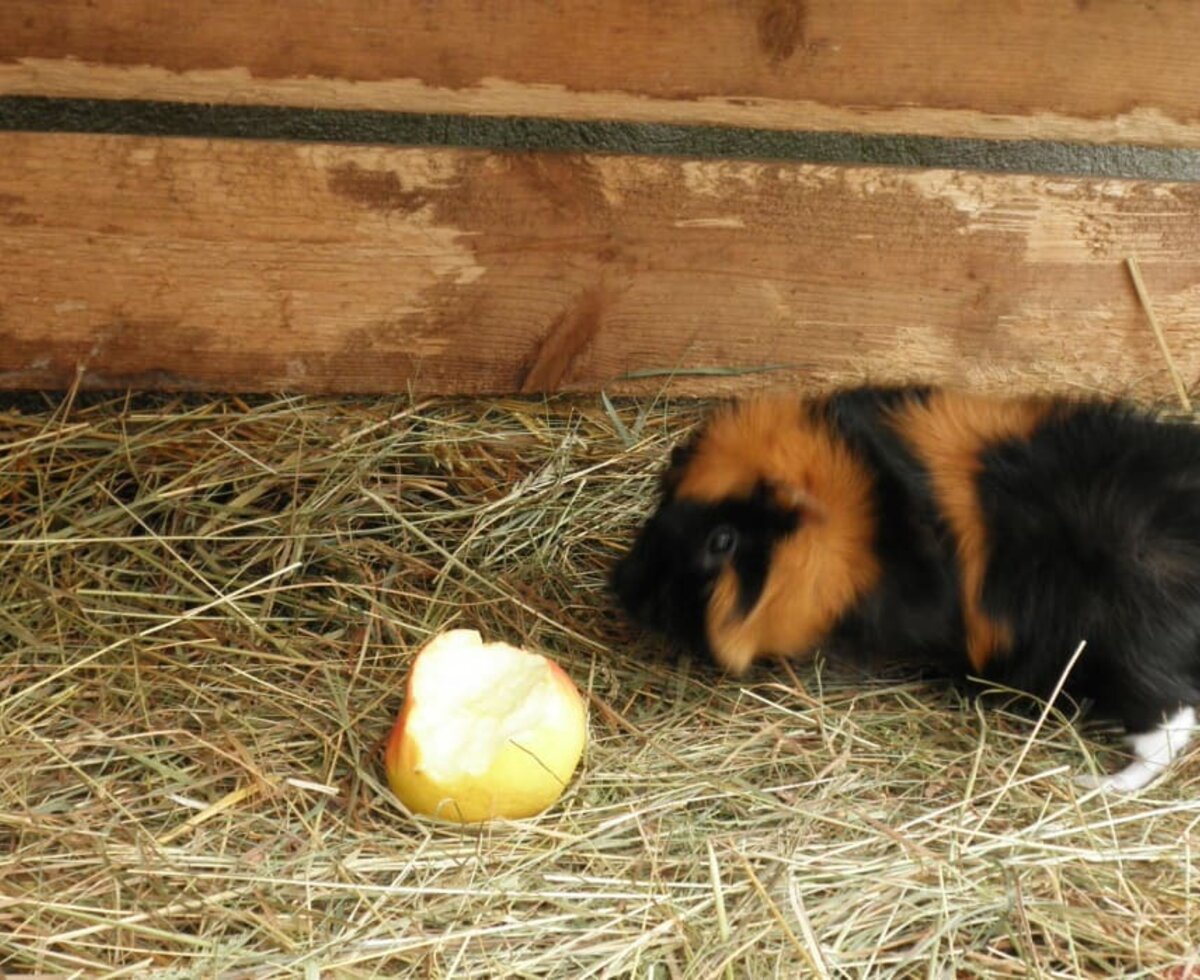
(1, 131), (1198, 398)
(3, 1), (1200, 147)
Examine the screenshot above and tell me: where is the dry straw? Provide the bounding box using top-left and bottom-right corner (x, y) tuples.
(1, 390), (1198, 977)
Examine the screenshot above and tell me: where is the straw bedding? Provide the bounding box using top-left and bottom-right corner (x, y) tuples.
(1, 391), (1197, 978)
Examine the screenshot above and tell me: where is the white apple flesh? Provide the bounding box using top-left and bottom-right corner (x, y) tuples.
(385, 629), (587, 822)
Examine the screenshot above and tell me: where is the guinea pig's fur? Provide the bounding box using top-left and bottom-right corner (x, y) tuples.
(611, 385), (1200, 791)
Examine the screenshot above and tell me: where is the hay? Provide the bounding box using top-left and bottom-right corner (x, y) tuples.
(1, 390), (1198, 978)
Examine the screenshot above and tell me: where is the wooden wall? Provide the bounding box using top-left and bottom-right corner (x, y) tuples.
(6, 1), (1200, 145)
(2, 1), (1199, 398)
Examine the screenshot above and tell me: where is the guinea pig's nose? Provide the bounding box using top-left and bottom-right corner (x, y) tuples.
(610, 552), (635, 603)
(611, 548), (658, 625)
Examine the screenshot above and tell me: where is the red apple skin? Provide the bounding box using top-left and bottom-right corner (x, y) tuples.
(384, 695), (416, 789)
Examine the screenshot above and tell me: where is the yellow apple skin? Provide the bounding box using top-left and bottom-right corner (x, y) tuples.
(384, 631), (587, 823)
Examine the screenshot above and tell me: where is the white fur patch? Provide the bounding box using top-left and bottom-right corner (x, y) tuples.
(1076, 705), (1197, 792)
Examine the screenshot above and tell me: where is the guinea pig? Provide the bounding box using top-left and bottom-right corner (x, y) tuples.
(611, 385), (1200, 792)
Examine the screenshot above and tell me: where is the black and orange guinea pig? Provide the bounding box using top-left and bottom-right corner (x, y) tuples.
(612, 385), (1200, 791)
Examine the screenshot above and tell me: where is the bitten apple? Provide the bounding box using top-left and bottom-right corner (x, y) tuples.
(384, 629), (587, 822)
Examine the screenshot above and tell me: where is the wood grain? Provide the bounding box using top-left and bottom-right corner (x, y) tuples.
(1, 131), (1198, 398)
(3, 1), (1200, 147)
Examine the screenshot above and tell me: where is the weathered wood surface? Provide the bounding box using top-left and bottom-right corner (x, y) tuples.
(1, 131), (1198, 398)
(3, 1), (1200, 147)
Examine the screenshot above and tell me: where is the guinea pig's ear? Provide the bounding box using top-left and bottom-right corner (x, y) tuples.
(760, 479), (826, 523)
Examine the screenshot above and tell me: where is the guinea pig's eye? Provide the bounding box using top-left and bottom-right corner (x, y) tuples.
(705, 524), (738, 560)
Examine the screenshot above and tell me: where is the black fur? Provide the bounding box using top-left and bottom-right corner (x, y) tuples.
(975, 402), (1200, 732)
(816, 386), (964, 669)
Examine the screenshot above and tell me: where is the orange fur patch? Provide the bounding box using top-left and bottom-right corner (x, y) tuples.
(680, 398), (880, 673)
(891, 391), (1050, 673)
